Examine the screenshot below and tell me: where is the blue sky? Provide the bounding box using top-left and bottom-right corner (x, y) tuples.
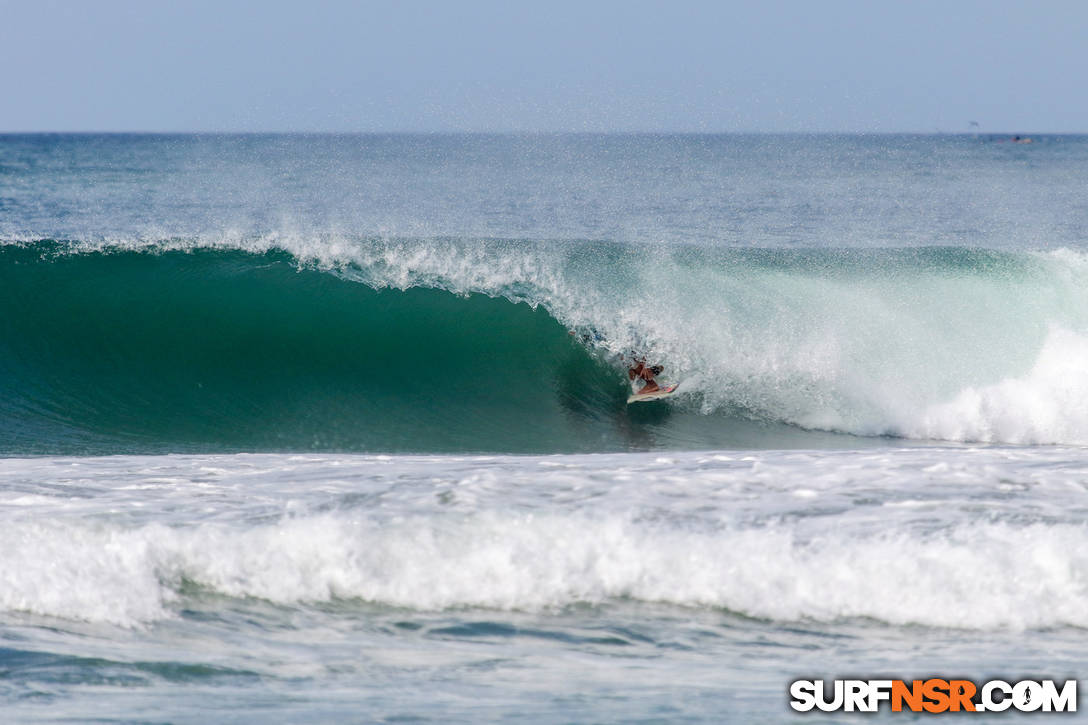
(3, 0), (1085, 132)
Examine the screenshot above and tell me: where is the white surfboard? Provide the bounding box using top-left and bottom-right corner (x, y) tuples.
(627, 382), (680, 404)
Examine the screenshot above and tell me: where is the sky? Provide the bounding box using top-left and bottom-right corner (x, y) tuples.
(2, 0), (1086, 133)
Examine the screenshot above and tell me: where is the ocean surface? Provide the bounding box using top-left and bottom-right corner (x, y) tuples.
(2, 133), (1088, 722)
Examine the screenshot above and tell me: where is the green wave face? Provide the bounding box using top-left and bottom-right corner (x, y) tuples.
(0, 245), (638, 454)
(8, 239), (1088, 452)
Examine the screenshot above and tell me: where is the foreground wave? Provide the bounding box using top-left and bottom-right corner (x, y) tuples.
(9, 511), (1086, 629)
(4, 449), (1087, 630)
(5, 238), (1088, 452)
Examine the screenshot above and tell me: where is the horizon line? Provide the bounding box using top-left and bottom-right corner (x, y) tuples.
(0, 129), (1076, 136)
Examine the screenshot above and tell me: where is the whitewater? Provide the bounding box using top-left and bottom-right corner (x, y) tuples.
(3, 133), (1088, 722)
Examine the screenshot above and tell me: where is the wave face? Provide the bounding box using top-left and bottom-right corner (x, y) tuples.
(6, 238), (1088, 453)
(0, 241), (628, 453)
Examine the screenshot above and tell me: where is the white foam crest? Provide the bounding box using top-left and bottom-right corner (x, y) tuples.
(7, 511), (1088, 630)
(22, 234), (601, 321)
(618, 248), (1088, 444)
(0, 521), (174, 627)
(912, 327), (1088, 444)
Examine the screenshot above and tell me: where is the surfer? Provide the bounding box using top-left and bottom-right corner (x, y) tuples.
(628, 360), (664, 395)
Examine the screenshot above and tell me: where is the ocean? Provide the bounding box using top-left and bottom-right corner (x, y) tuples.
(2, 133), (1087, 722)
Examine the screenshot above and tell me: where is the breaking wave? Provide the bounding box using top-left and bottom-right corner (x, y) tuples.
(5, 237), (1088, 452)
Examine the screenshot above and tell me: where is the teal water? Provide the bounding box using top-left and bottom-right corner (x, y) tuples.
(0, 244), (619, 454)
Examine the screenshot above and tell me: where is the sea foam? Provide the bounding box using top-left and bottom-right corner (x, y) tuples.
(4, 504), (1087, 631)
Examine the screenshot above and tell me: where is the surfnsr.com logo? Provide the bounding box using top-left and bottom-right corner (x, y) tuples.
(789, 679), (1077, 713)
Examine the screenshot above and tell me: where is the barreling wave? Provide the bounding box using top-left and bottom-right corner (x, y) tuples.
(5, 236), (1088, 453)
(0, 241), (635, 454)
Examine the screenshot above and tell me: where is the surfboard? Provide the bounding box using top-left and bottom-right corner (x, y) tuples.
(627, 383), (679, 404)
